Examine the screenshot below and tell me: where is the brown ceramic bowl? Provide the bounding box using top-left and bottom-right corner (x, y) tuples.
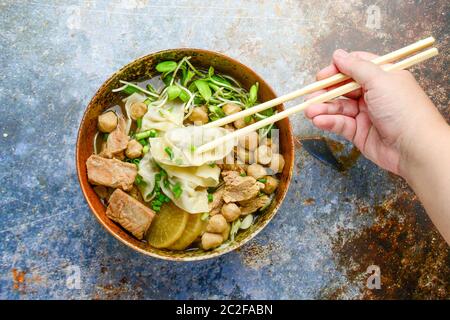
(76, 49), (294, 261)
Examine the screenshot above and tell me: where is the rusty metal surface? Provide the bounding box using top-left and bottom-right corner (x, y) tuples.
(0, 0), (448, 299)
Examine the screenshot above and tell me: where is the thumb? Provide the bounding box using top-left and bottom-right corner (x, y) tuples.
(333, 49), (385, 87)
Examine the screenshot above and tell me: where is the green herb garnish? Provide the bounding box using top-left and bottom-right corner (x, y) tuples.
(201, 212), (210, 221)
(162, 74), (173, 86)
(181, 69), (195, 87)
(194, 80), (212, 101)
(163, 178), (170, 189)
(172, 182), (182, 199)
(259, 107), (275, 117)
(134, 129), (157, 140)
(125, 157), (141, 166)
(164, 147), (174, 160)
(208, 105), (225, 121)
(208, 82), (220, 92)
(122, 85), (141, 95)
(156, 61), (177, 73)
(248, 82), (259, 105)
(135, 174), (145, 185)
(207, 193), (213, 203)
(146, 83), (157, 94)
(208, 66), (214, 77)
(138, 139), (148, 146)
(210, 75), (232, 87)
(150, 171), (172, 211)
(179, 90), (190, 102)
(167, 85), (181, 100)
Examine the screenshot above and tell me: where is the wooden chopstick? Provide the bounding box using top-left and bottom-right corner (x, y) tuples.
(196, 47), (438, 154)
(203, 36), (435, 129)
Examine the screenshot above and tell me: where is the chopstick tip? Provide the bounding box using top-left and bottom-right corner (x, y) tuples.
(426, 36), (436, 43)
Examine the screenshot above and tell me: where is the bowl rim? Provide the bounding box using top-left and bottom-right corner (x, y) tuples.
(76, 48), (295, 261)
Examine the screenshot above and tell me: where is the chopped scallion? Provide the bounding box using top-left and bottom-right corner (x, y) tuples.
(172, 182), (182, 198)
(164, 147), (174, 160)
(138, 139), (148, 146)
(134, 129), (157, 140)
(163, 178), (170, 189)
(135, 174), (145, 185)
(201, 212), (209, 221)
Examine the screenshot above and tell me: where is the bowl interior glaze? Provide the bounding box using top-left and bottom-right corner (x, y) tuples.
(76, 49), (294, 261)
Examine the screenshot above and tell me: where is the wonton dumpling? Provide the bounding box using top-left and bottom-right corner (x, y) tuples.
(137, 152), (159, 202)
(159, 163), (220, 188)
(160, 177), (209, 214)
(123, 93), (147, 135)
(141, 99), (184, 132)
(150, 127), (236, 167)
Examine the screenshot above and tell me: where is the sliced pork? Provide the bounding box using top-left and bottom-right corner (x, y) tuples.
(221, 171), (264, 203)
(100, 116), (129, 158)
(239, 195), (271, 215)
(86, 154), (137, 191)
(208, 186), (225, 215)
(106, 189), (155, 239)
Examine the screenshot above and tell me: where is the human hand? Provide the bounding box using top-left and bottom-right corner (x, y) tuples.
(304, 49), (446, 177)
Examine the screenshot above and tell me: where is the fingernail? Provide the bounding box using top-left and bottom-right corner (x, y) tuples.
(334, 49), (349, 58)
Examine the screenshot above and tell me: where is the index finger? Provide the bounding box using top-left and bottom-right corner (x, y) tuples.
(316, 51), (380, 99)
(317, 51), (380, 80)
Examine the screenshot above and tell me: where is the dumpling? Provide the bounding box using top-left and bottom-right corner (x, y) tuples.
(123, 93), (147, 135)
(150, 127), (236, 167)
(141, 99), (184, 132)
(160, 177), (209, 214)
(159, 163), (220, 188)
(137, 152), (159, 202)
